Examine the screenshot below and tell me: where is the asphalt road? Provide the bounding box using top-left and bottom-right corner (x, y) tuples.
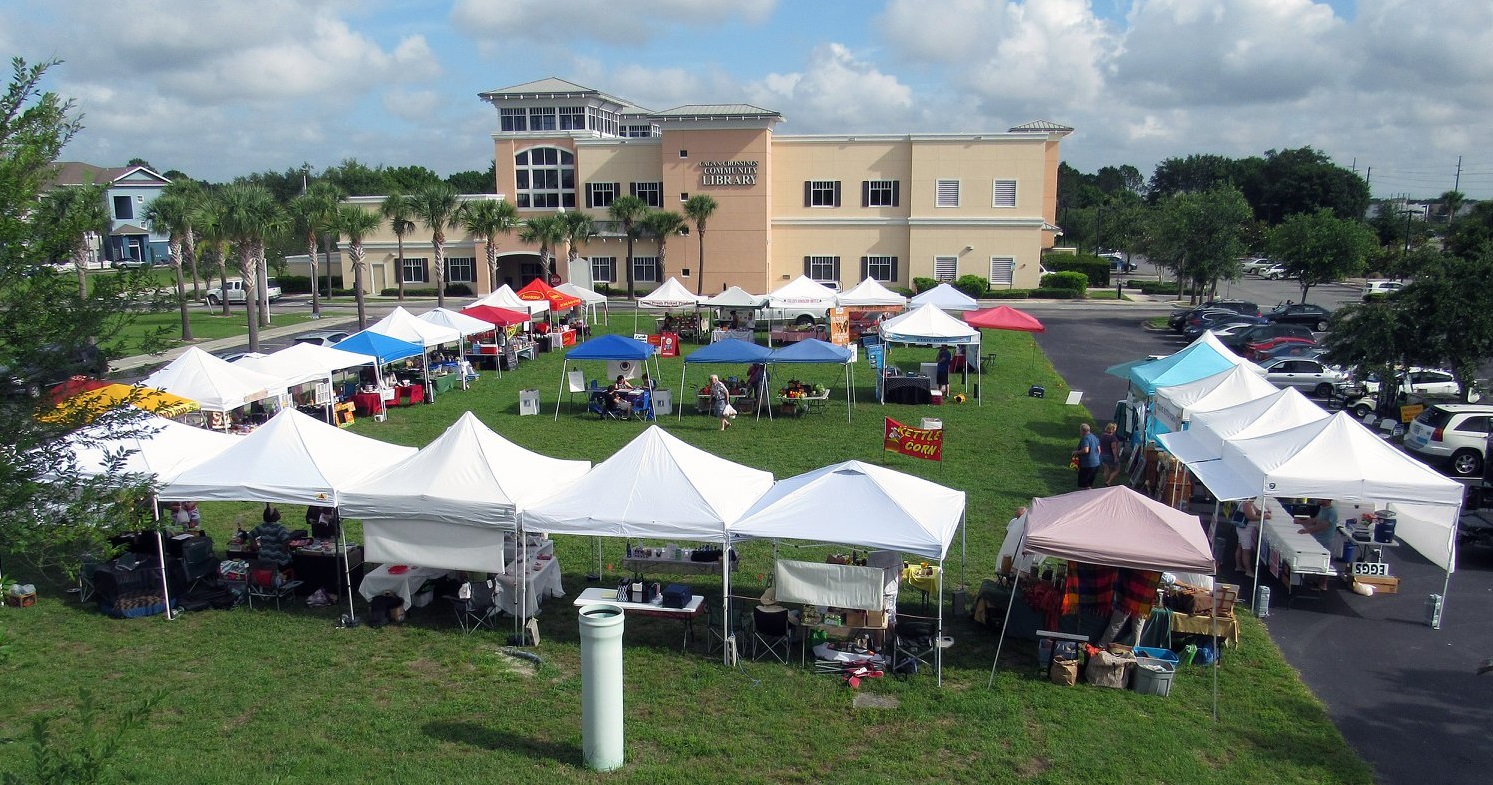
(1026, 292), (1493, 785)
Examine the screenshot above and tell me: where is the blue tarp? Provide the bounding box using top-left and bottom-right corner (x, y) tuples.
(684, 339), (772, 364)
(334, 330), (423, 366)
(767, 339), (852, 364)
(566, 333), (657, 361)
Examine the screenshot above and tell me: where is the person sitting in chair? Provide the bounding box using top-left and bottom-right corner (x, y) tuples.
(606, 375), (634, 416)
(252, 506), (293, 568)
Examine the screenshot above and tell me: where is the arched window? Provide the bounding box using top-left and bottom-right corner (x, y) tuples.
(514, 147), (576, 209)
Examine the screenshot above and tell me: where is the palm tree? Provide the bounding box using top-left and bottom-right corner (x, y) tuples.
(142, 192), (196, 341)
(381, 192), (416, 301)
(192, 194), (232, 315)
(640, 210), (688, 284)
(608, 195), (648, 298)
(42, 183), (109, 299)
(683, 194), (718, 295)
(518, 213), (566, 283)
(560, 210), (597, 284)
(217, 183), (282, 350)
(289, 182), (344, 316)
(161, 179), (207, 298)
(409, 183), (461, 308)
(459, 198), (519, 292)
(332, 203), (382, 329)
(1440, 189), (1467, 227)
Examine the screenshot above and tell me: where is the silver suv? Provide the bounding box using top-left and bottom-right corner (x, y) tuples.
(1404, 404), (1493, 477)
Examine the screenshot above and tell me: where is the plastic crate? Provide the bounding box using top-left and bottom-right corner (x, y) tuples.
(1134, 657), (1176, 696)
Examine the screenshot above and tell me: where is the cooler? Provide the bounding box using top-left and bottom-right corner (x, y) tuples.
(518, 388), (541, 416)
(653, 389), (673, 415)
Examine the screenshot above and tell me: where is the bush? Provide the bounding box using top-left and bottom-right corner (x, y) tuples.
(986, 289), (1031, 299)
(378, 283), (473, 297)
(1128, 280), (1180, 295)
(1040, 271), (1090, 294)
(912, 277), (939, 294)
(1043, 254), (1110, 287)
(1031, 287), (1081, 299)
(887, 285), (915, 297)
(954, 275), (989, 299)
(277, 275), (346, 294)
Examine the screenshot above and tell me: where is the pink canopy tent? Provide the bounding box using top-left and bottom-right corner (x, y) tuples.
(963, 306), (1045, 332)
(460, 304), (531, 327)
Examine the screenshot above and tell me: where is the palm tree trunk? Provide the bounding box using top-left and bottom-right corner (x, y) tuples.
(695, 231), (706, 295)
(218, 259), (230, 316)
(239, 253), (260, 351)
(487, 238), (499, 294)
(352, 244), (368, 329)
(256, 244), (271, 328)
(74, 250), (87, 299)
(396, 236), (407, 301)
(625, 237), (636, 299)
(185, 227), (200, 299)
(307, 233), (320, 317)
(171, 239), (192, 341)
(434, 235), (447, 309)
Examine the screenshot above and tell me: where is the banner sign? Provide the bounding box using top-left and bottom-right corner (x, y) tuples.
(866, 343), (885, 372)
(884, 417), (944, 462)
(829, 307), (850, 347)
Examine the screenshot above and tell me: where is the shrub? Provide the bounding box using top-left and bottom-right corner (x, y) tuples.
(1043, 254), (1110, 287)
(887, 285), (915, 297)
(1128, 280), (1180, 295)
(378, 283), (473, 297)
(912, 277), (939, 294)
(1031, 287), (1080, 299)
(1040, 271), (1090, 294)
(986, 289), (1032, 299)
(954, 275), (989, 299)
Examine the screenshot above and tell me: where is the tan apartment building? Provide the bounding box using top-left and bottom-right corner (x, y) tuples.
(336, 78), (1069, 296)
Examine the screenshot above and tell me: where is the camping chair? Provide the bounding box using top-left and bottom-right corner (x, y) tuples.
(631, 389), (655, 422)
(246, 560), (302, 610)
(449, 580), (500, 634)
(891, 614), (941, 678)
(703, 595), (731, 657)
(566, 370), (588, 412)
(751, 605), (795, 664)
(587, 390), (624, 420)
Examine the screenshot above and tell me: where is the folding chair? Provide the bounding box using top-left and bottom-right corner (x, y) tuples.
(891, 615), (940, 678)
(449, 580), (500, 634)
(751, 605), (795, 664)
(246, 560), (302, 610)
(631, 389), (655, 422)
(565, 370), (588, 412)
(588, 390), (625, 420)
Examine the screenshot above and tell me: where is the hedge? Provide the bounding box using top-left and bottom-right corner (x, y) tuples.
(1031, 288), (1081, 299)
(1043, 254), (1111, 287)
(378, 283), (474, 297)
(1126, 280), (1180, 295)
(954, 275), (989, 299)
(1040, 271), (1089, 294)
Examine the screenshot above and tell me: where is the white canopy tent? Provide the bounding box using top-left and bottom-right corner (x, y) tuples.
(635, 277), (704, 332)
(838, 278), (908, 307)
(701, 286), (768, 309)
(61, 410), (238, 484)
(141, 347), (288, 419)
(1157, 387), (1328, 466)
(523, 426), (774, 663)
(909, 283), (978, 311)
(234, 343), (378, 424)
(1152, 364), (1280, 432)
(1219, 411), (1464, 611)
(876, 304), (982, 404)
(367, 307), (463, 401)
(765, 276), (839, 345)
(418, 307), (499, 338)
(556, 281), (609, 325)
(472, 284), (548, 318)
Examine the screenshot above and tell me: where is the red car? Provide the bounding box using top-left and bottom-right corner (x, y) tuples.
(1243, 336), (1316, 361)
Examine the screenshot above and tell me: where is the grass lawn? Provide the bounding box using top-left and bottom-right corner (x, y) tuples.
(104, 307), (318, 357)
(0, 321), (1371, 784)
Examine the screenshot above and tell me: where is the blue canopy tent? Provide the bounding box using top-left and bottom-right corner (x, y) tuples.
(1104, 332), (1264, 442)
(766, 339), (855, 422)
(677, 339), (774, 422)
(553, 334), (661, 419)
(334, 330), (424, 367)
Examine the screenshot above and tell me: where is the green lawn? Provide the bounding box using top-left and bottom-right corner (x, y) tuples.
(0, 322), (1371, 785)
(104, 307), (318, 357)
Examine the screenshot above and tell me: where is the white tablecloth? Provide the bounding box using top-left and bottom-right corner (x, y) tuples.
(493, 555), (563, 617)
(501, 536), (554, 566)
(1262, 499), (1334, 582)
(359, 564), (450, 610)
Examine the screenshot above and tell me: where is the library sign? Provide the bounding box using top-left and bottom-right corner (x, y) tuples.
(699, 160), (758, 187)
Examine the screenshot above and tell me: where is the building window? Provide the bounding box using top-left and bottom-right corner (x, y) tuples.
(632, 256), (659, 283)
(803, 255), (841, 282)
(631, 182), (663, 208)
(559, 106), (586, 130)
(587, 107), (618, 136)
(989, 257), (1015, 287)
(401, 257), (429, 284)
(113, 195), (133, 220)
(863, 180), (900, 207)
(679, 192), (688, 202)
(500, 108), (527, 132)
(862, 255), (898, 282)
(445, 256), (476, 284)
(587, 182), (619, 209)
(514, 147), (576, 209)
(933, 256), (957, 282)
(591, 256), (616, 284)
(623, 124), (656, 138)
(679, 150), (688, 158)
(805, 180), (842, 208)
(935, 180), (960, 208)
(520, 261), (544, 282)
(528, 107), (557, 131)
(992, 179), (1017, 208)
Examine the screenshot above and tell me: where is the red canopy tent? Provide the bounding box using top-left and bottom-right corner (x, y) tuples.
(460, 304), (531, 327)
(515, 279), (582, 311)
(963, 306), (1045, 332)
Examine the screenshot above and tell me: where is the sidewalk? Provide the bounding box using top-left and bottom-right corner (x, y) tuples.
(109, 314), (361, 375)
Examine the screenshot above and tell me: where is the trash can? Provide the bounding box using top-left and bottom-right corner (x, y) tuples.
(1133, 658), (1175, 696)
(519, 388), (541, 416)
(653, 389), (673, 416)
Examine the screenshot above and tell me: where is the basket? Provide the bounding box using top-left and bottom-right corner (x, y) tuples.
(5, 592), (37, 608)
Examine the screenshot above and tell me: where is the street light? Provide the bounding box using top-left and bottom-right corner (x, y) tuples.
(1400, 209), (1415, 266)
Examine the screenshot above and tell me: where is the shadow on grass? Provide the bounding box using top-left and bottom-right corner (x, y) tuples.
(424, 720), (582, 765)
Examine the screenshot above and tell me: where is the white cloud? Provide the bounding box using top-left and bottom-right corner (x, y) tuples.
(747, 43), (922, 132)
(452, 0), (776, 47)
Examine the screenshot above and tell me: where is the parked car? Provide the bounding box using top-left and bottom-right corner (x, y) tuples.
(1240, 257), (1274, 275)
(1266, 303), (1334, 332)
(112, 258), (153, 270)
(1260, 263), (1292, 280)
(1256, 343), (1326, 362)
(1100, 252), (1136, 273)
(1258, 356), (1348, 397)
(206, 277), (282, 306)
(1340, 368), (1481, 418)
(1167, 300), (1261, 333)
(1243, 336), (1317, 361)
(292, 330), (352, 347)
(1183, 314), (1267, 341)
(1405, 404), (1493, 477)
(1362, 280), (1405, 300)
(1216, 322), (1314, 350)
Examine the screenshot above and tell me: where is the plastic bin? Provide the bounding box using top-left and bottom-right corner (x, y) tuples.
(518, 388), (541, 416)
(653, 389), (673, 415)
(1134, 658), (1175, 696)
(1132, 646), (1179, 665)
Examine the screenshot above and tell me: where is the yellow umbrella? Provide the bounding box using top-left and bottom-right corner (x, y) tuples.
(41, 384), (200, 425)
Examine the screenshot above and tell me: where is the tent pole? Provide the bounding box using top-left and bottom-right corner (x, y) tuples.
(152, 500), (176, 621)
(936, 558), (945, 687)
(338, 504), (357, 625)
(1440, 501), (1459, 626)
(423, 352), (433, 404)
(678, 363), (687, 422)
(553, 361), (567, 420)
(722, 531), (732, 665)
(960, 510), (967, 590)
(845, 362), (852, 423)
(988, 568), (1022, 688)
(1251, 485), (1267, 613)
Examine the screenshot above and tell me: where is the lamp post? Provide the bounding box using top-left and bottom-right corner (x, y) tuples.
(1400, 209), (1415, 269)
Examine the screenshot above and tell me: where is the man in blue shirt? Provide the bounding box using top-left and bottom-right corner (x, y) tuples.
(1073, 423), (1103, 489)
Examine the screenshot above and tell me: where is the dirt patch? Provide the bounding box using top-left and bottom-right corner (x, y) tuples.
(1016, 756), (1052, 779)
(852, 692), (899, 709)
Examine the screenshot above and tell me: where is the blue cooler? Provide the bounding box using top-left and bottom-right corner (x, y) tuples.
(1373, 510), (1397, 544)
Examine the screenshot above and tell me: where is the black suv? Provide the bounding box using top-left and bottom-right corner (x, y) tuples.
(1167, 300), (1261, 333)
(1266, 303), (1333, 332)
(1217, 322), (1313, 350)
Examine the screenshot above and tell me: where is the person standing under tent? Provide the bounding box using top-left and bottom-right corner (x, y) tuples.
(1099, 422), (1123, 485)
(1072, 423), (1102, 489)
(709, 374), (733, 431)
(1298, 499), (1338, 589)
(935, 345), (953, 396)
(1235, 497), (1269, 578)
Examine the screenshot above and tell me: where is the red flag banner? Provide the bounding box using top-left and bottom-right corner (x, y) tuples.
(883, 417), (944, 462)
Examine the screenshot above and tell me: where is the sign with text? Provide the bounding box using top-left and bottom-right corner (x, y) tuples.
(866, 343), (885, 372)
(1351, 561), (1390, 577)
(884, 417), (944, 462)
(829, 307), (849, 347)
(698, 160), (759, 187)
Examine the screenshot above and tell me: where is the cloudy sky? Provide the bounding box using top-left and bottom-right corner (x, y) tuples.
(5, 0), (1490, 198)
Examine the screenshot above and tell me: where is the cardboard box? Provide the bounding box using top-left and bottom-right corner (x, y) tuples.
(844, 610), (867, 627)
(1354, 574), (1400, 594)
(5, 592), (36, 608)
(864, 610), (887, 628)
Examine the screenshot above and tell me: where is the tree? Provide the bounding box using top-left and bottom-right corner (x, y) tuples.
(683, 194), (718, 295)
(641, 210), (687, 284)
(217, 183), (283, 349)
(1322, 301), (1411, 415)
(161, 179), (206, 298)
(1146, 154), (1241, 204)
(1398, 250), (1493, 401)
(331, 203), (381, 329)
(141, 191), (196, 340)
(1254, 147), (1371, 222)
(380, 193), (416, 300)
(459, 198), (518, 292)
(1265, 208), (1376, 301)
(1439, 190), (1467, 227)
(383, 165), (442, 194)
(38, 182), (108, 298)
(518, 213), (566, 282)
(323, 158), (391, 197)
(446, 162), (497, 194)
(192, 191), (232, 315)
(560, 209), (596, 284)
(288, 181), (343, 317)
(608, 195), (648, 298)
(1145, 186), (1252, 301)
(409, 183), (461, 308)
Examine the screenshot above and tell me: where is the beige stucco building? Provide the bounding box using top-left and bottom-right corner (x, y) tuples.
(337, 78), (1070, 297)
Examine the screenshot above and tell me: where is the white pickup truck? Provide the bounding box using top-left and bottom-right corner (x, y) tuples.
(206, 277), (281, 306)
